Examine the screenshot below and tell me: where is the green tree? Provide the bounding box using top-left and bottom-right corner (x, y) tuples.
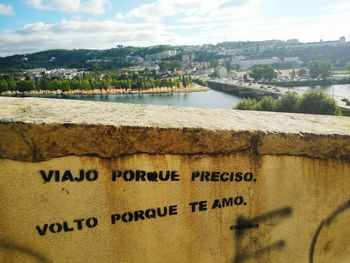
(258, 96), (278, 111)
(209, 59), (219, 68)
(307, 60), (331, 79)
(7, 80), (17, 91)
(297, 68), (308, 77)
(278, 92), (300, 112)
(17, 80), (35, 92)
(209, 71), (219, 79)
(249, 65), (278, 81)
(299, 90), (340, 115)
(236, 98), (260, 110)
(290, 70), (296, 80)
(235, 91), (340, 116)
(0, 79), (9, 93)
(224, 60), (233, 71)
(346, 62), (350, 74)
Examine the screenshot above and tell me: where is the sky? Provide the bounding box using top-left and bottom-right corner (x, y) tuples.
(0, 0), (349, 56)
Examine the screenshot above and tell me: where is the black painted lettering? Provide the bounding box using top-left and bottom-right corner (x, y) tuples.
(169, 205), (178, 215)
(36, 217), (99, 236)
(211, 172), (220, 181)
(212, 199), (222, 209)
(111, 214), (121, 224)
(192, 171), (254, 182)
(86, 170), (98, 181)
(55, 170), (60, 182)
(192, 171), (200, 181)
(74, 170), (84, 182)
(147, 172), (158, 181)
(135, 170), (146, 181)
(73, 218), (84, 230)
(112, 170), (180, 182)
(39, 170), (54, 183)
(62, 170), (74, 182)
(123, 170), (135, 181)
(244, 172), (253, 182)
(135, 210), (146, 220)
(234, 196), (244, 205)
(145, 209), (156, 219)
(36, 224), (48, 236)
(223, 197), (234, 207)
(199, 201), (207, 211)
(40, 170), (53, 183)
(220, 172), (229, 182)
(171, 171), (180, 181)
(235, 172), (243, 182)
(212, 196), (245, 210)
(189, 201), (199, 212)
(202, 171), (211, 181)
(157, 207), (167, 217)
(112, 170), (122, 181)
(49, 223), (62, 233)
(122, 212), (134, 223)
(111, 205), (178, 224)
(86, 217), (98, 228)
(63, 221), (74, 232)
(158, 171), (169, 181)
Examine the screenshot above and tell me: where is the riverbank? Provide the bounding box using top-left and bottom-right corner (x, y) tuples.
(261, 77), (350, 87)
(1, 84), (208, 97)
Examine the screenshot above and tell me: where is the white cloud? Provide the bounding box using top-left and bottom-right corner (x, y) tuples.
(321, 1), (350, 12)
(0, 3), (14, 16)
(120, 0), (225, 21)
(198, 12), (350, 43)
(1, 0), (349, 56)
(25, 0), (111, 15)
(0, 19), (191, 56)
(179, 0), (260, 24)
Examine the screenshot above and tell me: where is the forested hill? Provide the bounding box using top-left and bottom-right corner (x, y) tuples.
(1, 43), (350, 72)
(0, 45), (174, 72)
(0, 48), (134, 72)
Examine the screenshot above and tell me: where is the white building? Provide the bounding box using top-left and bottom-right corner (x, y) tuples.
(238, 57), (281, 70)
(162, 50), (177, 57)
(25, 68), (46, 75)
(182, 55), (190, 63)
(216, 66), (227, 78)
(304, 37), (347, 48)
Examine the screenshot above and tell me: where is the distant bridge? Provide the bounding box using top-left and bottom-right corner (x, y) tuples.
(206, 79), (350, 116)
(207, 80), (280, 99)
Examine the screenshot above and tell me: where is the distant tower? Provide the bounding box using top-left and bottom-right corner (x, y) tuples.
(339, 36), (346, 43)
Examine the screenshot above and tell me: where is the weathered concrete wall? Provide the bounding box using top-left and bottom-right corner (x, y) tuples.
(0, 97), (350, 263)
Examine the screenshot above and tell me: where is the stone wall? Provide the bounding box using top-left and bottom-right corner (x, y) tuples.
(0, 97), (350, 263)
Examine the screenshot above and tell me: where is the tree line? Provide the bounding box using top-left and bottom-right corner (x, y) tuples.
(248, 60), (334, 81)
(0, 73), (193, 93)
(236, 90), (341, 116)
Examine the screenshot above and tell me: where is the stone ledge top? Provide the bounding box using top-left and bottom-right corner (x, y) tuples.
(1, 97), (349, 134)
(0, 97), (349, 161)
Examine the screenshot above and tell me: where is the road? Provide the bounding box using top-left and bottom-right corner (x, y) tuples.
(207, 78), (350, 114)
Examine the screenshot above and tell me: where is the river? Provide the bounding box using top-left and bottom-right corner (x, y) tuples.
(47, 89), (241, 109)
(292, 84), (350, 99)
(43, 84), (350, 110)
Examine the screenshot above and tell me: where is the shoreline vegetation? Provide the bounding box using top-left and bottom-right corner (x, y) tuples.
(236, 90), (341, 116)
(1, 84), (208, 97)
(261, 77), (350, 87)
(0, 74), (210, 97)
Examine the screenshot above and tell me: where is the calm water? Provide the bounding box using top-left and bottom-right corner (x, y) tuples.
(293, 84), (350, 99)
(47, 89), (241, 109)
(42, 84), (350, 109)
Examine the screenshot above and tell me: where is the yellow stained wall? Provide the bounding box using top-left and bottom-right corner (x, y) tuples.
(0, 154), (350, 263)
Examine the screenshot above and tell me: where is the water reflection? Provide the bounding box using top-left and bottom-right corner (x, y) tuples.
(293, 84), (350, 99)
(47, 89), (241, 109)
